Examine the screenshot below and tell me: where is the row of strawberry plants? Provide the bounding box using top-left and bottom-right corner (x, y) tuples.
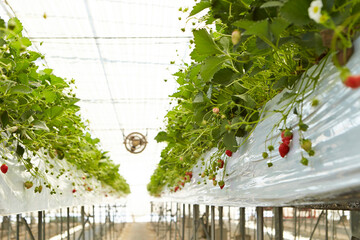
(0, 18), (130, 195)
(148, 0), (360, 196)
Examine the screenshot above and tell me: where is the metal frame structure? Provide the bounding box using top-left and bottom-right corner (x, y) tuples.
(0, 204), (126, 240)
(151, 202), (360, 240)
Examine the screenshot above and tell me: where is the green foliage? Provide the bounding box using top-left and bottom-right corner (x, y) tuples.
(147, 0), (360, 196)
(0, 17), (129, 195)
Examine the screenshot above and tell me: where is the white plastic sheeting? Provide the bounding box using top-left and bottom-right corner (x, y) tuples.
(162, 38), (360, 207)
(0, 141), (124, 216)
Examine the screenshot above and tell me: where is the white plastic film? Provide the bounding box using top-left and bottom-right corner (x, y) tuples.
(161, 37), (360, 207)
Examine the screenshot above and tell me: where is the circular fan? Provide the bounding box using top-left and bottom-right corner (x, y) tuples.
(124, 132), (147, 154)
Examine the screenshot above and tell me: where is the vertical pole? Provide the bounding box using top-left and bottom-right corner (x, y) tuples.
(211, 206), (215, 240)
(228, 207), (231, 240)
(274, 207), (283, 240)
(256, 207), (264, 240)
(293, 208), (297, 239)
(43, 211), (45, 240)
(350, 210), (360, 239)
(73, 207), (75, 240)
(182, 204), (185, 240)
(219, 206), (223, 240)
(325, 210), (328, 240)
(193, 204), (199, 240)
(67, 207), (70, 240)
(240, 208), (246, 240)
(170, 203), (173, 240)
(16, 214), (20, 240)
(205, 206), (209, 234)
(8, 216), (11, 240)
(100, 205), (103, 238)
(38, 211), (42, 240)
(81, 206), (85, 240)
(188, 204), (191, 240)
(60, 208), (63, 240)
(93, 205), (96, 240)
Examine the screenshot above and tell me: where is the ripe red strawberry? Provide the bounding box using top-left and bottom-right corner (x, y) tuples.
(217, 159), (224, 168)
(279, 143), (290, 158)
(105, 194), (108, 197)
(344, 75), (360, 88)
(174, 186), (179, 192)
(218, 180), (225, 189)
(72, 189), (76, 193)
(185, 171), (193, 179)
(179, 181), (185, 187)
(213, 107), (219, 114)
(1, 164), (8, 174)
(225, 150), (232, 157)
(282, 138), (291, 145)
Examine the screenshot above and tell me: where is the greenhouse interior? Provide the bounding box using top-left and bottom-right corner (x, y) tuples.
(0, 0), (359, 239)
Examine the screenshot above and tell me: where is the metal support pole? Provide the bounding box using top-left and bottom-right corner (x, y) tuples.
(67, 207), (70, 240)
(325, 210), (328, 240)
(205, 206), (209, 233)
(188, 204), (191, 240)
(228, 207), (231, 240)
(193, 204), (199, 240)
(38, 211), (42, 240)
(93, 205), (96, 240)
(81, 206), (85, 240)
(211, 206), (215, 240)
(256, 207), (264, 240)
(274, 207), (283, 240)
(182, 204), (185, 240)
(60, 208), (63, 240)
(240, 208), (246, 240)
(42, 211), (45, 240)
(170, 203), (173, 240)
(16, 214), (20, 240)
(351, 210), (360, 239)
(219, 206), (223, 240)
(293, 208), (297, 239)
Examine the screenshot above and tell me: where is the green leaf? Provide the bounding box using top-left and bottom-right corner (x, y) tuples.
(260, 1), (284, 8)
(42, 91), (57, 103)
(280, 0), (312, 26)
(16, 144), (25, 157)
(232, 19), (255, 30)
(223, 131), (238, 152)
(200, 56), (227, 82)
(243, 20), (270, 40)
(193, 92), (204, 103)
(206, 85), (213, 100)
(278, 92), (296, 103)
(28, 51), (42, 61)
(155, 131), (168, 142)
(32, 120), (49, 131)
(212, 68), (236, 85)
(10, 85), (33, 94)
(44, 106), (64, 119)
(193, 29), (223, 56)
(270, 18), (290, 40)
(233, 94), (257, 109)
(189, 0), (211, 16)
(1, 111), (9, 127)
(50, 75), (68, 88)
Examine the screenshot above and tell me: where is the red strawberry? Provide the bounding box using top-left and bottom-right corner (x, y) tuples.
(174, 186), (179, 192)
(218, 180), (225, 189)
(217, 159), (224, 168)
(105, 194), (108, 197)
(344, 75), (360, 88)
(185, 171), (193, 179)
(279, 143), (290, 158)
(1, 164), (8, 174)
(179, 181), (185, 187)
(282, 138), (291, 145)
(225, 150), (232, 157)
(72, 189), (76, 193)
(82, 176), (86, 180)
(212, 107), (220, 114)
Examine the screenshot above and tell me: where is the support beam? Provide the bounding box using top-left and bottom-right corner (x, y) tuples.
(274, 207), (283, 240)
(16, 214), (20, 240)
(256, 207), (264, 240)
(193, 204), (199, 240)
(182, 204), (185, 240)
(67, 207), (70, 240)
(351, 210), (360, 239)
(81, 206), (85, 240)
(38, 211), (42, 240)
(211, 206), (215, 240)
(240, 208), (246, 240)
(219, 206), (224, 240)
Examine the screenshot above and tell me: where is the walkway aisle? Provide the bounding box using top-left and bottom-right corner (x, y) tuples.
(119, 223), (157, 240)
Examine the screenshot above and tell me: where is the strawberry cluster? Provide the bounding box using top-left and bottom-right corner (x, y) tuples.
(173, 171), (193, 193)
(279, 129), (293, 158)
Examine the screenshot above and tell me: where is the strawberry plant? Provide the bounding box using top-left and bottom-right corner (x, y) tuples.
(148, 0), (360, 196)
(0, 18), (129, 195)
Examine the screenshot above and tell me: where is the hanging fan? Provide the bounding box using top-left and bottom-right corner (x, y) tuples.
(123, 132), (147, 154)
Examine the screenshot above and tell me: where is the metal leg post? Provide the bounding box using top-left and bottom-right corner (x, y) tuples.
(240, 208), (245, 240)
(67, 207), (70, 240)
(193, 204), (199, 240)
(256, 207), (264, 240)
(274, 207), (283, 240)
(211, 206), (215, 240)
(219, 206), (223, 240)
(182, 204), (185, 240)
(81, 206), (85, 240)
(38, 211), (42, 240)
(16, 214), (20, 240)
(350, 210), (360, 239)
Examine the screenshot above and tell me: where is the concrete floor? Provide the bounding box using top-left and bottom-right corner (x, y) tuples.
(119, 223), (156, 240)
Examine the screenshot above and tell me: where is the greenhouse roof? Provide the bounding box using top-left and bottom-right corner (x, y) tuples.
(0, 0), (195, 216)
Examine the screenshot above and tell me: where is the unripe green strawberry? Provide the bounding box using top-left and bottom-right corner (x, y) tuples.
(311, 99), (319, 107)
(299, 123), (309, 131)
(301, 139), (312, 152)
(262, 152), (268, 159)
(308, 149), (315, 156)
(232, 30), (241, 45)
(267, 162), (273, 167)
(268, 145), (274, 151)
(213, 180), (217, 186)
(300, 156), (309, 166)
(193, 151), (200, 158)
(218, 180), (225, 189)
(24, 181), (33, 189)
(212, 107), (219, 114)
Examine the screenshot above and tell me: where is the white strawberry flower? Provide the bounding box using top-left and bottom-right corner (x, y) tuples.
(308, 0), (323, 23)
